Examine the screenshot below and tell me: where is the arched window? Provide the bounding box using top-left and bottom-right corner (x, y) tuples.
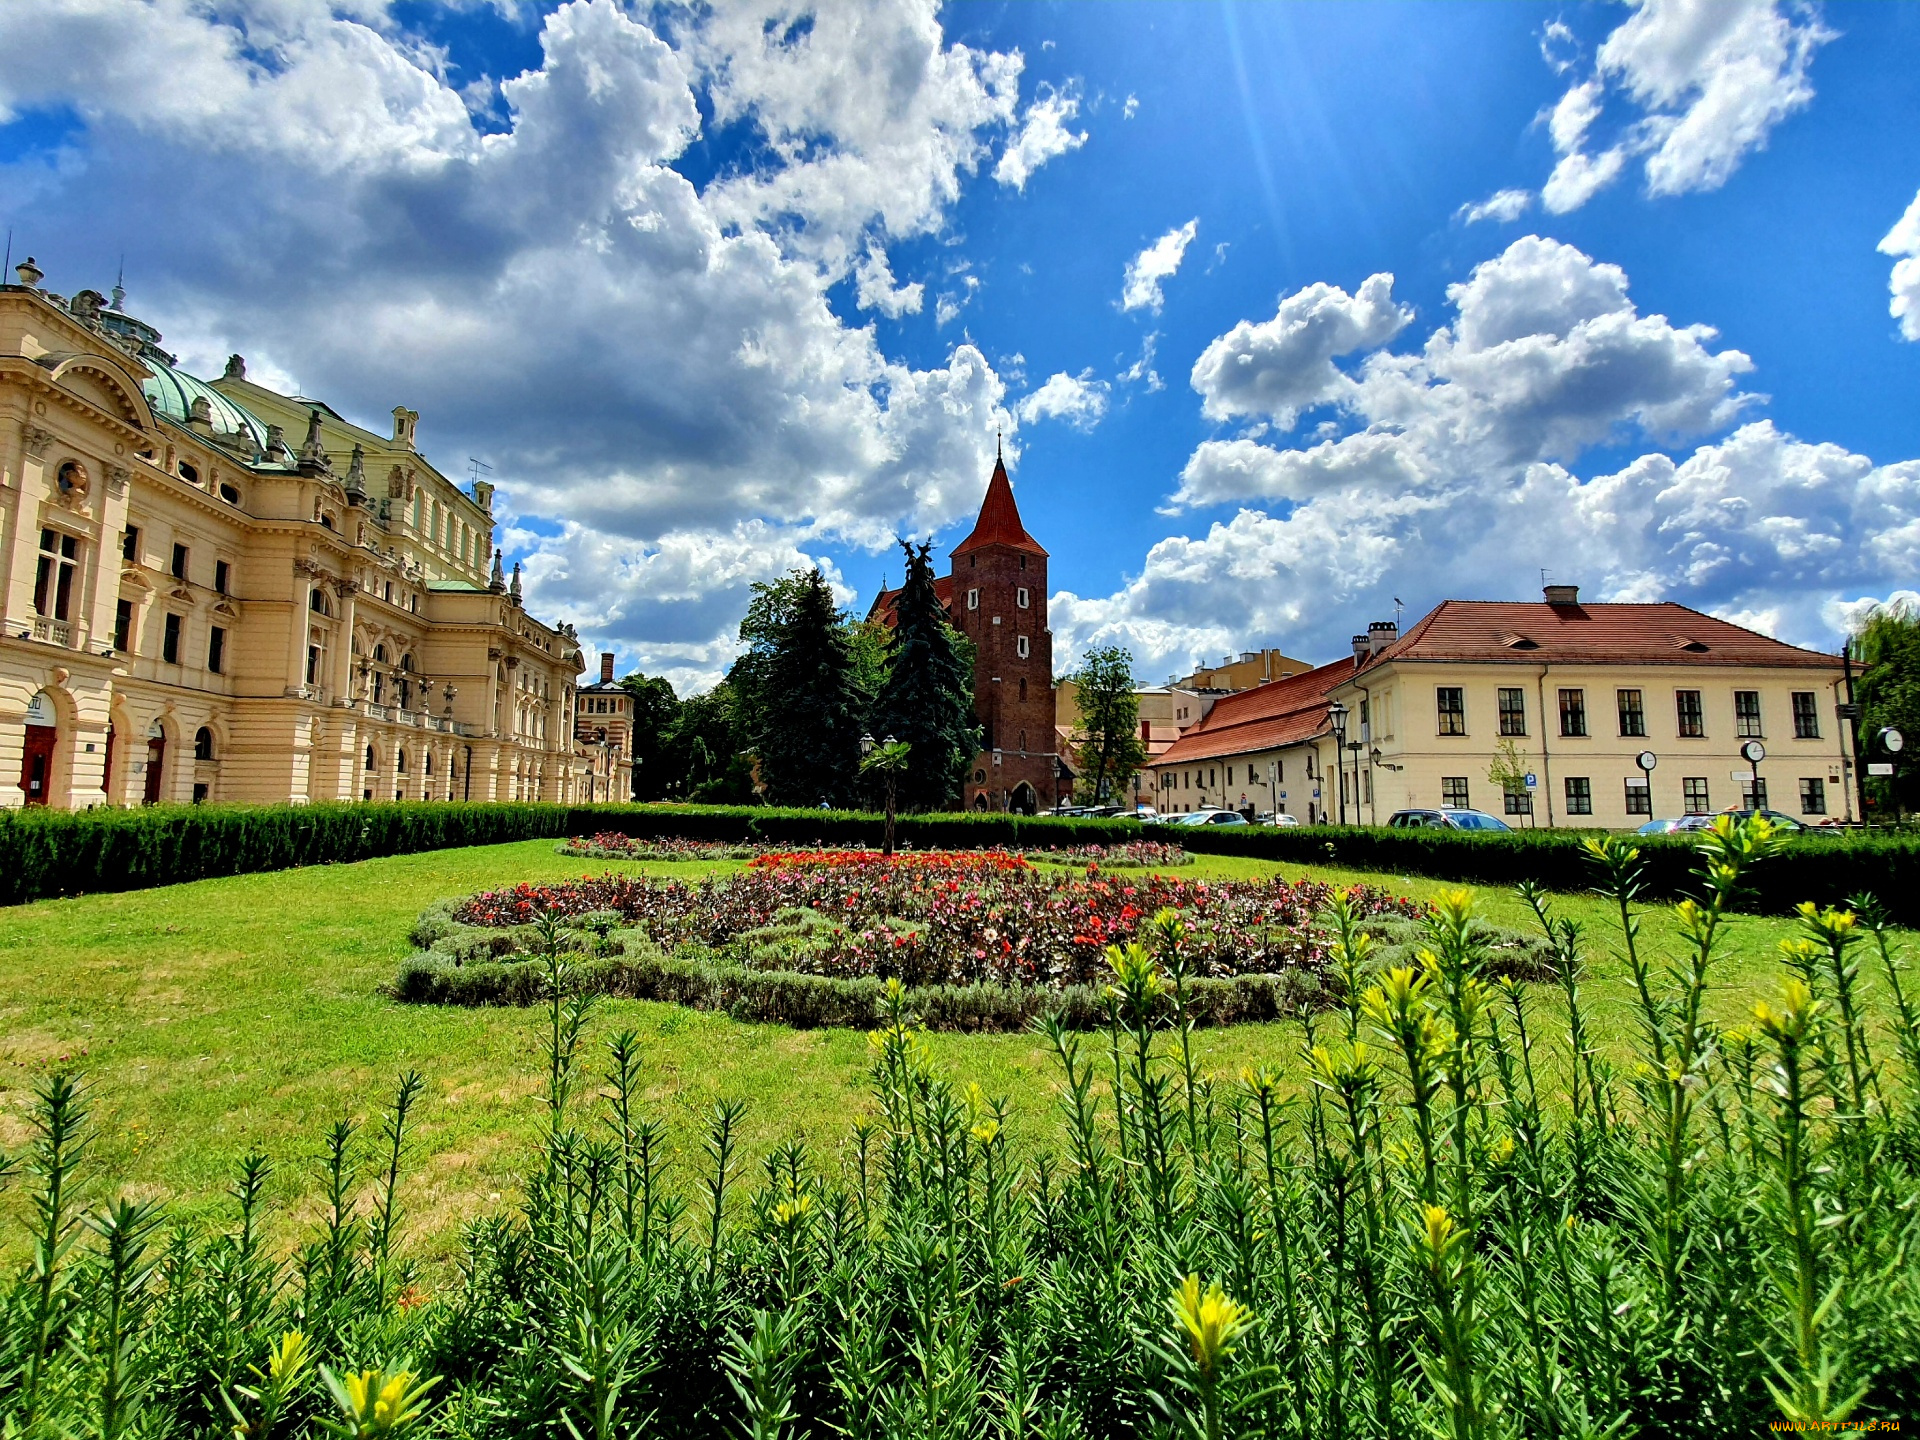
(364, 745), (376, 771)
(400, 654), (413, 673)
(373, 644), (387, 663)
(424, 751), (435, 776)
(310, 588), (329, 615)
(396, 749), (408, 774)
(194, 727), (214, 761)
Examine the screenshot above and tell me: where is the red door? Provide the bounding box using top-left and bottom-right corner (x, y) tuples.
(20, 725), (56, 806)
(143, 736), (165, 804)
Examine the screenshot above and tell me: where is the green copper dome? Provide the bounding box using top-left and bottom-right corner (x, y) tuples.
(139, 353), (270, 461)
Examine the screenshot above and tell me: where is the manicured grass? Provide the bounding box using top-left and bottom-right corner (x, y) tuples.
(0, 838), (1903, 1270)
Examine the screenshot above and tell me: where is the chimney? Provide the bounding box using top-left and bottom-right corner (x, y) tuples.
(1367, 620), (1398, 656)
(1543, 583), (1580, 606)
(600, 652), (615, 685)
(1351, 634), (1369, 666)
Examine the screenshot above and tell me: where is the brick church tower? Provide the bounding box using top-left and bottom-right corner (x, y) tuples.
(869, 452), (1062, 812)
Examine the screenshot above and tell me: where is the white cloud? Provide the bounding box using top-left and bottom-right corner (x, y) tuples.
(1015, 370), (1110, 430)
(1123, 93), (1139, 119)
(1540, 18), (1581, 75)
(934, 274), (982, 327)
(1879, 189), (1920, 342)
(1054, 235), (1902, 680)
(1188, 271), (1411, 427)
(993, 83), (1087, 190)
(0, 0), (1029, 688)
(1457, 188), (1534, 225)
(853, 244), (924, 317)
(1529, 0), (1832, 214)
(1119, 331), (1163, 391)
(1120, 218), (1199, 313)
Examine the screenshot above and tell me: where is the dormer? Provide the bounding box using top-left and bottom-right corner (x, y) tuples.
(392, 407), (419, 450)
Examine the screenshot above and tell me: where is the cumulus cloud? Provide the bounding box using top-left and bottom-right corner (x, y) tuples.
(1054, 234), (1910, 680)
(1188, 272), (1411, 428)
(853, 244), (924, 317)
(1015, 370), (1110, 430)
(1457, 188), (1534, 225)
(1531, 0), (1832, 214)
(0, 0), (1030, 687)
(993, 83), (1087, 190)
(1120, 219), (1199, 313)
(1880, 189), (1920, 341)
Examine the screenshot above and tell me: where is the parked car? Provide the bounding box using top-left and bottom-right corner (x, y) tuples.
(1255, 811), (1302, 826)
(1637, 818), (1689, 835)
(1173, 809), (1250, 827)
(1674, 808), (1808, 834)
(1385, 807), (1514, 832)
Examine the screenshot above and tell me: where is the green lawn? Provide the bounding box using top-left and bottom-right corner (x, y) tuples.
(0, 838), (1902, 1270)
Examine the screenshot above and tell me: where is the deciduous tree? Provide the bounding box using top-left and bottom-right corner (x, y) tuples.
(1068, 645), (1148, 805)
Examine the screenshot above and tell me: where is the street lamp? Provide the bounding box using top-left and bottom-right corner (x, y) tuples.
(859, 732), (903, 856)
(1636, 749), (1657, 820)
(1741, 739), (1766, 813)
(1326, 700), (1349, 825)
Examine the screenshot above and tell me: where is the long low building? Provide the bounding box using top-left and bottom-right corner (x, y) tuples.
(1150, 585), (1855, 828)
(3, 259), (630, 807)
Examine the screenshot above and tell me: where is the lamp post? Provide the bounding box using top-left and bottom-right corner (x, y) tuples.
(1741, 739), (1766, 813)
(1636, 749), (1657, 821)
(1327, 700), (1349, 824)
(860, 732), (903, 856)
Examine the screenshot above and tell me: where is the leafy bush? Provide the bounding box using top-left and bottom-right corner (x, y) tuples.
(7, 801), (1920, 926)
(6, 820), (1919, 1436)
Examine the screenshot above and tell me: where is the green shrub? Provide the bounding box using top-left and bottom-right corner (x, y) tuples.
(6, 801), (1919, 924)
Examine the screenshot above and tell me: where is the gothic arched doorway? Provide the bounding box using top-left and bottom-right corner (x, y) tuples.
(1010, 782), (1037, 815)
(143, 720), (167, 804)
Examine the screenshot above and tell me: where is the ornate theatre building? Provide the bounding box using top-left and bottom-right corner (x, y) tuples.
(1, 257), (631, 808)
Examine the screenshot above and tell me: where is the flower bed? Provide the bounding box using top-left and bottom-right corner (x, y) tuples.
(557, 832), (763, 861)
(1022, 840), (1192, 868)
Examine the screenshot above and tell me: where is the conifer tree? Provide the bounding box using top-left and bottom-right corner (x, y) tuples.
(874, 541), (980, 811)
(751, 569), (862, 806)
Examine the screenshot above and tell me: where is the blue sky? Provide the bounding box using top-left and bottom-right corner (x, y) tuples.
(3, 0), (1917, 692)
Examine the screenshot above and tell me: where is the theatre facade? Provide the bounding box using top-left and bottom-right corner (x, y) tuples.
(1, 258), (630, 808)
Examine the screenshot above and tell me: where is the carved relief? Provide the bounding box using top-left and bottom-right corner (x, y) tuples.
(105, 465), (129, 498)
(22, 425), (53, 459)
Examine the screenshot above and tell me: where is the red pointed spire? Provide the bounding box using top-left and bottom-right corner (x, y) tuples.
(953, 451), (1046, 557)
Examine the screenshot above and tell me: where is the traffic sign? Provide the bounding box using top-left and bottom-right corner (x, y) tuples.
(1523, 772), (1537, 789)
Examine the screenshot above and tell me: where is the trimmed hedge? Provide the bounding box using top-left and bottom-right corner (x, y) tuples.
(391, 936), (1329, 1032)
(4, 800), (1917, 924)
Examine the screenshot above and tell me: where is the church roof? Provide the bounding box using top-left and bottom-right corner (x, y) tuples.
(952, 455), (1046, 558)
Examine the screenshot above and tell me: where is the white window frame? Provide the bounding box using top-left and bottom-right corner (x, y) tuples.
(1015, 635), (1030, 658)
(1016, 587), (1030, 609)
(966, 588), (979, 610)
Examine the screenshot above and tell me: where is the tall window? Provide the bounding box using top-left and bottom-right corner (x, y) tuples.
(1015, 635), (1030, 658)
(307, 645), (321, 685)
(33, 529), (79, 620)
(214, 560), (231, 595)
(207, 625), (226, 674)
(1441, 777), (1470, 809)
(1016, 587), (1030, 608)
(1618, 688), (1646, 737)
(1558, 688), (1587, 737)
(1676, 690), (1704, 738)
(1739, 775), (1770, 810)
(1625, 777), (1651, 815)
(171, 542), (188, 580)
(1564, 776), (1592, 815)
(1800, 778), (1827, 815)
(1791, 692), (1820, 739)
(1436, 687), (1465, 735)
(966, 588), (979, 610)
(1734, 690), (1763, 738)
(1683, 776), (1710, 813)
(122, 526), (140, 563)
(162, 613), (182, 664)
(1498, 687), (1527, 736)
(114, 599), (133, 653)
(1502, 781), (1531, 817)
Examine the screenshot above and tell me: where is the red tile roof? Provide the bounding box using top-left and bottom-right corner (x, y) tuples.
(1154, 658), (1353, 766)
(1363, 600), (1840, 671)
(952, 454), (1046, 558)
(865, 575), (954, 628)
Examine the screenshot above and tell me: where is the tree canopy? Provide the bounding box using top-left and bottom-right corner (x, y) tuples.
(871, 541), (980, 811)
(744, 568), (862, 806)
(1067, 645), (1147, 805)
(1854, 598), (1920, 816)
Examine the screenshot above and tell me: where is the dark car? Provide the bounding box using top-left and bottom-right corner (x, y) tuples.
(1674, 808), (1808, 834)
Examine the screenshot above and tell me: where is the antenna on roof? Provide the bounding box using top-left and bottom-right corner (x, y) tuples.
(467, 457), (494, 484)
(112, 254), (125, 309)
(1394, 596), (1404, 629)
(3, 229), (11, 283)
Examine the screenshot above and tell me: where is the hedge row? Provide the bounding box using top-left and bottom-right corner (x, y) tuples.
(4, 800), (1917, 923)
(391, 941), (1328, 1032)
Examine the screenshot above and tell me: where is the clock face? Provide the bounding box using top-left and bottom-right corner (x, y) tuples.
(1886, 728), (1906, 754)
(1637, 751), (1657, 771)
(1741, 740), (1766, 764)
